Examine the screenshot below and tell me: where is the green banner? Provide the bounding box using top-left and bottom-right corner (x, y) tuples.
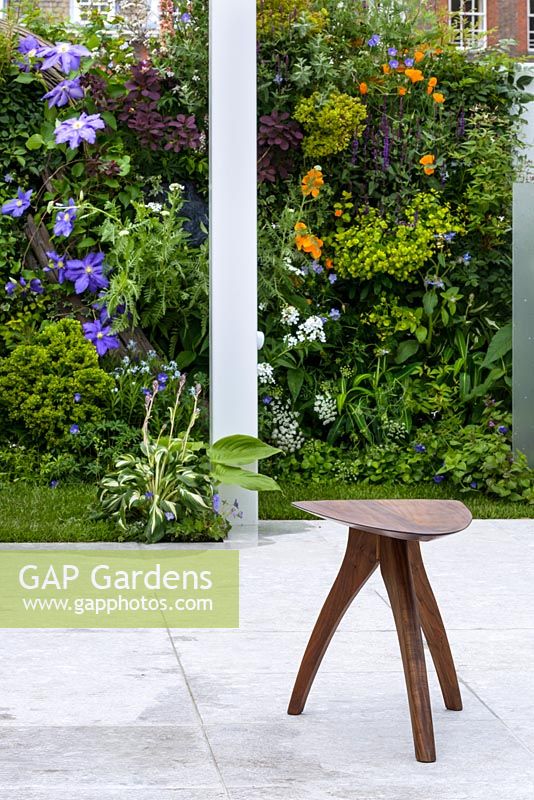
(0, 550), (239, 628)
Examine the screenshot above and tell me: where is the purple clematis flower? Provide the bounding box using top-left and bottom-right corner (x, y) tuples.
(30, 278), (44, 294)
(54, 112), (105, 149)
(39, 42), (90, 74)
(1, 188), (32, 218)
(65, 252), (109, 294)
(45, 251), (67, 283)
(53, 199), (77, 237)
(17, 35), (42, 70)
(43, 78), (84, 108)
(82, 319), (120, 357)
(5, 279), (17, 296)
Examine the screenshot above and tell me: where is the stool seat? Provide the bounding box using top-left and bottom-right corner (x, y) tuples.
(292, 499), (472, 541)
(287, 497), (472, 762)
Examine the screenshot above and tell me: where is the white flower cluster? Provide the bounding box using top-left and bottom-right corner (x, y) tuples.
(281, 305), (300, 326)
(270, 399), (304, 453)
(314, 393), (337, 426)
(146, 202), (163, 213)
(257, 362), (275, 385)
(297, 315), (326, 343)
(282, 314), (326, 350)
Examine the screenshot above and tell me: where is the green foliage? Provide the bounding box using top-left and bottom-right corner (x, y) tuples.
(330, 192), (463, 281)
(0, 319), (113, 445)
(99, 381), (279, 542)
(294, 91), (367, 158)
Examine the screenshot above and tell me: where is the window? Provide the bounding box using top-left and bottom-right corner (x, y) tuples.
(448, 0), (487, 49)
(529, 0), (534, 52)
(70, 0), (159, 30)
(70, 0), (117, 24)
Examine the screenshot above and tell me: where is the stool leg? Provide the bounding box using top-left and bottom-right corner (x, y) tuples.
(288, 528), (378, 715)
(380, 537), (436, 763)
(409, 542), (463, 712)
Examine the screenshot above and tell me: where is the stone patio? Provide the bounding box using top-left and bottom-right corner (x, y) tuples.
(0, 518), (533, 799)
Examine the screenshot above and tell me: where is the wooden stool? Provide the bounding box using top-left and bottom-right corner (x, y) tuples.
(287, 499), (472, 763)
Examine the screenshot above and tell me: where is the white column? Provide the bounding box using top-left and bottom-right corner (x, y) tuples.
(513, 64), (534, 465)
(209, 0), (258, 528)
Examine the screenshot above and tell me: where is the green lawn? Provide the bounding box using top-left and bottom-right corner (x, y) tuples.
(0, 480), (531, 543)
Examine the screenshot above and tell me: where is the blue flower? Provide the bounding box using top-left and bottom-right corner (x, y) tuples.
(469, 481), (478, 489)
(179, 12), (192, 23)
(145, 491), (154, 499)
(157, 372), (168, 385)
(4, 173), (14, 183)
(5, 279), (17, 296)
(388, 47), (398, 56)
(329, 308), (341, 321)
(30, 278), (43, 294)
(53, 199), (77, 237)
(404, 57), (415, 67)
(142, 388), (151, 397)
(69, 424), (80, 435)
(262, 395), (273, 405)
(424, 277), (445, 289)
(49, 479), (59, 489)
(462, 252), (472, 263)
(43, 78), (84, 108)
(164, 511), (175, 522)
(433, 474), (445, 484)
(74, 392), (81, 403)
(45, 251), (68, 283)
(497, 425), (509, 435)
(312, 261), (323, 274)
(367, 34), (381, 47)
(389, 59), (399, 69)
(414, 444), (426, 453)
(274, 73), (283, 85)
(17, 35), (42, 70)
(212, 493), (221, 514)
(443, 231), (457, 243)
(82, 319), (120, 357)
(39, 42), (90, 74)
(1, 188), (32, 218)
(65, 252), (109, 294)
(54, 112), (105, 149)
(328, 273), (337, 284)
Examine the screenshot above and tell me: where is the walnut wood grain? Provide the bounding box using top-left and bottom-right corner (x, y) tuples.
(287, 528), (379, 715)
(380, 537), (436, 762)
(292, 499), (472, 541)
(409, 542), (462, 711)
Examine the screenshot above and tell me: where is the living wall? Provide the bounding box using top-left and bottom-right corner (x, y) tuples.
(0, 0), (533, 522)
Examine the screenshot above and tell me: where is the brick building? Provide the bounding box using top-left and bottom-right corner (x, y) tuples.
(431, 1), (533, 55)
(2, 1), (533, 56)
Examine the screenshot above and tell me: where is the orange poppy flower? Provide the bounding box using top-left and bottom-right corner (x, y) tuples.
(419, 153), (436, 175)
(334, 209), (343, 217)
(405, 68), (424, 83)
(414, 50), (425, 62)
(432, 92), (445, 104)
(398, 86), (407, 96)
(382, 63), (391, 75)
(295, 230), (323, 261)
(359, 81), (368, 95)
(301, 167), (324, 198)
(427, 76), (438, 94)
(325, 259), (334, 269)
(294, 222), (307, 232)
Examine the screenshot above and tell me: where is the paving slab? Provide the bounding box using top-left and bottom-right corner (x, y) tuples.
(0, 520), (533, 800)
